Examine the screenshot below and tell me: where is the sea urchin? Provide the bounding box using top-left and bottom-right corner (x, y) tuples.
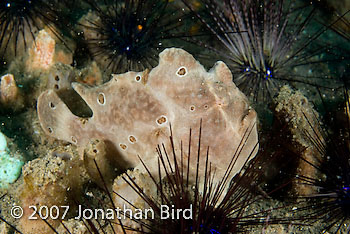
(182, 0), (336, 102)
(80, 0), (184, 74)
(0, 0), (69, 62)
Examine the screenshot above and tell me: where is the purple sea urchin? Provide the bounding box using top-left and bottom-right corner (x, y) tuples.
(182, 0), (337, 102)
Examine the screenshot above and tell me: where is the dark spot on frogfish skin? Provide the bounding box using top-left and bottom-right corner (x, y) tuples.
(98, 93), (105, 105)
(71, 136), (77, 144)
(157, 116), (167, 125)
(49, 102), (55, 109)
(120, 143), (127, 150)
(79, 118), (88, 125)
(129, 135), (137, 143)
(177, 67), (187, 76)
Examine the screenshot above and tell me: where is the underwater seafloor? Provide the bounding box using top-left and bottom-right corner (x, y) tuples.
(0, 0), (350, 233)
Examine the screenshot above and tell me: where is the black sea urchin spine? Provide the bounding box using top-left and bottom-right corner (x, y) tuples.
(112, 121), (298, 233)
(292, 84), (350, 232)
(38, 122), (304, 233)
(0, 0), (72, 63)
(0, 193), (23, 234)
(81, 0), (184, 75)
(0, 215), (23, 234)
(182, 0), (339, 102)
(327, 9), (350, 42)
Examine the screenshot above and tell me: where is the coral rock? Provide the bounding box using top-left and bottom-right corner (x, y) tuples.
(76, 61), (103, 86)
(0, 74), (17, 104)
(0, 74), (24, 111)
(274, 85), (323, 195)
(37, 48), (258, 184)
(56, 219), (88, 234)
(27, 29), (55, 71)
(18, 154), (86, 234)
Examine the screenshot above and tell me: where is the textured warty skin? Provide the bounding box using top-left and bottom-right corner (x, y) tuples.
(37, 48), (258, 184)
